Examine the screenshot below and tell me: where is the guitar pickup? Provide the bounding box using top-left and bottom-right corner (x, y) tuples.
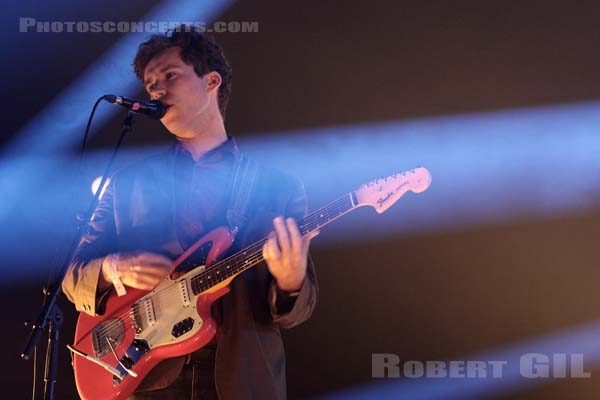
(141, 297), (156, 328)
(178, 279), (191, 307)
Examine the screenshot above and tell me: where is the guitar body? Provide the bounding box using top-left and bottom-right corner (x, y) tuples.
(73, 227), (235, 400)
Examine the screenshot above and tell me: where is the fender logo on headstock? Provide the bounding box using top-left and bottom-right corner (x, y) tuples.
(377, 192), (394, 207)
(377, 180), (411, 207)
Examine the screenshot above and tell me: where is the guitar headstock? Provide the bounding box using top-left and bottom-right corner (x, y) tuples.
(354, 167), (431, 214)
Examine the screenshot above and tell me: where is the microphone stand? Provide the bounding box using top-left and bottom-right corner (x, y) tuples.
(21, 112), (137, 400)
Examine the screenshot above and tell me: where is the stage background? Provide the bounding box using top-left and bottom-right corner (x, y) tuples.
(4, 1), (600, 398)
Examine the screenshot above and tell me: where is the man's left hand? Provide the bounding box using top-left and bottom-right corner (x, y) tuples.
(263, 217), (319, 292)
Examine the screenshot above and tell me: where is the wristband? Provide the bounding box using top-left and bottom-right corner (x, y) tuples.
(107, 253), (127, 297)
(277, 286), (301, 298)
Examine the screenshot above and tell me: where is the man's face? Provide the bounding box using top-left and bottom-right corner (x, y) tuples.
(143, 46), (217, 138)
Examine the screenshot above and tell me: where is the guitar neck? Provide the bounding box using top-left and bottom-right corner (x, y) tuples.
(190, 192), (359, 295)
(298, 192), (358, 235)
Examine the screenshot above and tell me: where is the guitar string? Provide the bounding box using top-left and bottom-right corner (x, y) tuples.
(94, 209), (337, 340)
(92, 194), (355, 339)
(96, 194), (353, 335)
(93, 194), (357, 339)
(93, 193), (357, 339)
(95, 234), (311, 338)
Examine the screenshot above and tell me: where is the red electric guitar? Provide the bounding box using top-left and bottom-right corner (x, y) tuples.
(69, 167), (432, 400)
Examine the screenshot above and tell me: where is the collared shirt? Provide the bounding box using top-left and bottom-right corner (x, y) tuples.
(172, 138), (240, 251)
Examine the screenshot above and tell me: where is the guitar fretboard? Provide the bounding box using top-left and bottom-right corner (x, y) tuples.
(189, 192), (358, 295)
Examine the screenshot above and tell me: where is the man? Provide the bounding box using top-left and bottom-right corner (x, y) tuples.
(63, 25), (318, 399)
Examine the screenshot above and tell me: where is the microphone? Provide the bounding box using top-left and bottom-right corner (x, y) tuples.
(102, 95), (166, 119)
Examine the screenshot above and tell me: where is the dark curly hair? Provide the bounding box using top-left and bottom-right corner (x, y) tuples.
(133, 25), (232, 119)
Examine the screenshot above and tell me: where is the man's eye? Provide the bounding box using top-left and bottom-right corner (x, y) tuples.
(166, 72), (176, 79)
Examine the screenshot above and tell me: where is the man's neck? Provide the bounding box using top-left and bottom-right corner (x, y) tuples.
(175, 114), (228, 161)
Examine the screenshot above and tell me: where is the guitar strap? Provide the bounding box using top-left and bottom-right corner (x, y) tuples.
(225, 154), (260, 237)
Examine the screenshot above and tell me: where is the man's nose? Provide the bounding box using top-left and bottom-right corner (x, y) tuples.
(149, 84), (167, 99)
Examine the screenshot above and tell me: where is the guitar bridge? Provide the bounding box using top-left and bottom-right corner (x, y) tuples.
(92, 318), (125, 358)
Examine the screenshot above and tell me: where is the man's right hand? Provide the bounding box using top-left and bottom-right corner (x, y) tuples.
(100, 251), (172, 291)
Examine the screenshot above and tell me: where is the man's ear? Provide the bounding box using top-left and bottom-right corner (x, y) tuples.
(206, 71), (222, 93)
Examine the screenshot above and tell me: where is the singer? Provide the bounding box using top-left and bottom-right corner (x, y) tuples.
(62, 25), (318, 400)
